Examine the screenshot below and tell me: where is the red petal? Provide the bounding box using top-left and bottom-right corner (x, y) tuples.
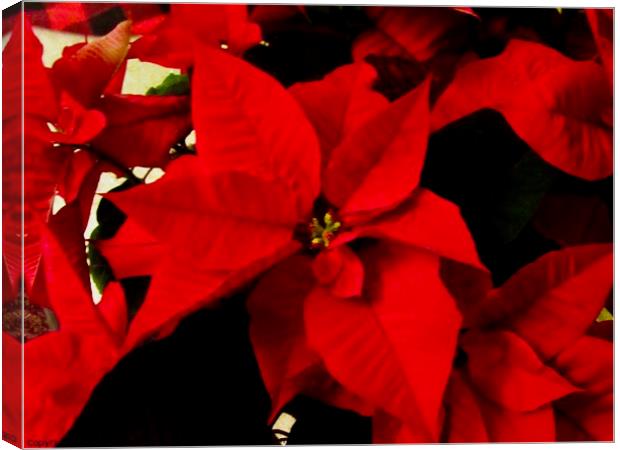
(250, 249), (372, 421)
(439, 260), (493, 327)
(323, 79), (430, 219)
(46, 203), (92, 293)
(373, 412), (429, 443)
(305, 243), (461, 439)
(128, 24), (194, 69)
(97, 281), (128, 344)
(533, 194), (612, 247)
(103, 60), (127, 96)
(23, 131), (65, 221)
(463, 330), (577, 411)
(92, 94), (192, 168)
(447, 367), (557, 442)
(585, 9), (613, 87)
(3, 18), (65, 294)
(192, 47), (320, 218)
(57, 150), (97, 204)
(96, 218), (163, 279)
(443, 371), (489, 443)
(289, 63), (388, 169)
(18, 134), (78, 293)
(432, 40), (612, 180)
(3, 333), (22, 445)
(483, 245), (613, 360)
(478, 398), (556, 442)
(171, 4), (261, 54)
(247, 255), (323, 420)
(312, 245), (364, 298)
(108, 157), (300, 271)
(121, 5), (167, 35)
(4, 16), (58, 121)
(125, 238), (297, 351)
(130, 5), (261, 68)
(74, 161), (104, 233)
(4, 133), (61, 291)
(51, 21), (131, 106)
(41, 220), (100, 332)
(22, 228), (121, 444)
(354, 7), (472, 62)
(250, 5), (306, 24)
(353, 31), (408, 62)
(554, 336), (612, 441)
(587, 319), (613, 342)
(356, 188), (484, 268)
(107, 157), (301, 347)
(50, 93), (106, 145)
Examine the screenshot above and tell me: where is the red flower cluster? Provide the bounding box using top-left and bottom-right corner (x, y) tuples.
(2, 4), (613, 446)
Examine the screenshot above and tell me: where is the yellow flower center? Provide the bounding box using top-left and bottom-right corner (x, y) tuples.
(309, 211), (342, 249)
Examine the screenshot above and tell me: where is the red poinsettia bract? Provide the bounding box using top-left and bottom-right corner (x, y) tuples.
(129, 4), (261, 69)
(442, 244), (612, 442)
(353, 7), (476, 63)
(431, 39), (612, 181)
(3, 207), (127, 446)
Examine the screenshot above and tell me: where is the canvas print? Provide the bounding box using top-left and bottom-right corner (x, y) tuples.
(1, 2), (613, 447)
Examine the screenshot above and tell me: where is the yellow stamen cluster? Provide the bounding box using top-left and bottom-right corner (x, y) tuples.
(309, 212), (341, 248)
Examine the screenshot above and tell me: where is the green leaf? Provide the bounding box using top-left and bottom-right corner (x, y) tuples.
(146, 73), (190, 96)
(596, 307), (613, 322)
(491, 151), (556, 243)
(87, 226), (113, 294)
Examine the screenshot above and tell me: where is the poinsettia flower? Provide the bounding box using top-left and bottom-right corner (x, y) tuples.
(107, 46), (483, 442)
(128, 4), (262, 69)
(431, 39), (613, 181)
(2, 206), (127, 446)
(440, 244), (613, 442)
